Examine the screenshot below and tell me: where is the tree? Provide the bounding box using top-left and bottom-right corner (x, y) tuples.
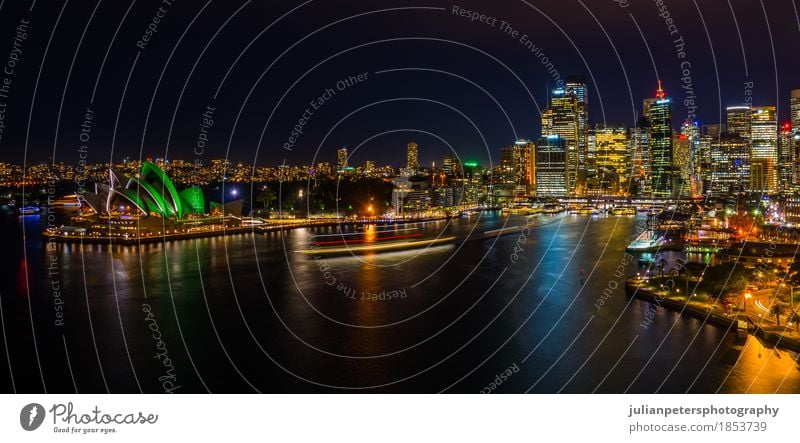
(657, 259), (666, 278)
(788, 311), (800, 334)
(699, 262), (749, 298)
(256, 188), (277, 217)
(770, 302), (787, 326)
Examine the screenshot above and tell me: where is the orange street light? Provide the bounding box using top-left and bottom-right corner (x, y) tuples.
(744, 292), (752, 311)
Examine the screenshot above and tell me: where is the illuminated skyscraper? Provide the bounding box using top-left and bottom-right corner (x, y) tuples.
(499, 140), (534, 193)
(567, 76), (589, 189)
(778, 122), (796, 191)
(791, 89), (800, 132)
(726, 105), (752, 140)
(591, 126), (628, 195)
(627, 118), (650, 196)
(534, 136), (567, 197)
(750, 106), (777, 192)
(407, 142), (419, 173)
(647, 82), (673, 197)
(543, 89), (580, 195)
(710, 134), (749, 197)
(337, 147), (348, 171)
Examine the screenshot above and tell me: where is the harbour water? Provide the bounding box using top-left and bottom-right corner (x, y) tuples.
(1, 210), (798, 393)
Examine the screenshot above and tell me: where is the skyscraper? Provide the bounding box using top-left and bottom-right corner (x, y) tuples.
(750, 106), (778, 192)
(726, 105), (752, 140)
(778, 122), (796, 191)
(534, 136), (567, 197)
(499, 140), (534, 193)
(567, 76), (589, 190)
(791, 89), (800, 132)
(407, 142), (419, 173)
(543, 88), (580, 195)
(647, 82), (673, 197)
(591, 126), (628, 195)
(628, 119), (650, 197)
(337, 147), (348, 171)
(710, 134), (749, 197)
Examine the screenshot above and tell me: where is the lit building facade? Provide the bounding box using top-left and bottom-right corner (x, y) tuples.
(709, 134), (749, 197)
(534, 136), (567, 197)
(407, 142), (419, 173)
(647, 82), (673, 197)
(750, 106), (778, 192)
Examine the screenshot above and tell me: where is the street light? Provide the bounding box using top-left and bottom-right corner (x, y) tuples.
(744, 292), (752, 311)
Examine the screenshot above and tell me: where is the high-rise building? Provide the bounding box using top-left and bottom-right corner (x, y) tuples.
(709, 134), (749, 197)
(627, 118), (650, 196)
(702, 123), (726, 138)
(442, 154), (461, 177)
(778, 122), (796, 191)
(337, 147), (348, 171)
(407, 142), (419, 173)
(726, 105), (752, 140)
(499, 140), (535, 193)
(543, 88), (580, 195)
(697, 135), (713, 196)
(750, 106), (778, 192)
(567, 76), (589, 190)
(591, 126), (628, 195)
(647, 82), (673, 197)
(791, 89), (800, 132)
(365, 160), (375, 172)
(534, 136), (567, 197)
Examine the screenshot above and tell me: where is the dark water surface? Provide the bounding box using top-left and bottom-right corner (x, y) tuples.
(1, 210), (798, 393)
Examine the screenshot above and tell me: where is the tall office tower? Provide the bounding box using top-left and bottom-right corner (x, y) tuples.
(697, 135), (713, 196)
(566, 76), (589, 189)
(337, 147), (348, 171)
(778, 122), (796, 191)
(442, 154), (461, 177)
(627, 118), (650, 196)
(647, 81), (674, 197)
(512, 140), (535, 192)
(407, 142), (419, 173)
(672, 133), (691, 197)
(543, 88), (580, 195)
(791, 89), (800, 132)
(680, 121), (701, 194)
(540, 108), (553, 136)
(709, 134), (750, 197)
(534, 136), (567, 197)
(702, 124), (726, 138)
(365, 160), (375, 172)
(750, 106), (778, 193)
(726, 105), (752, 140)
(592, 126), (628, 195)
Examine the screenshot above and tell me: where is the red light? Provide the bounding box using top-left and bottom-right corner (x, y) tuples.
(655, 80), (666, 99)
(782, 122), (792, 131)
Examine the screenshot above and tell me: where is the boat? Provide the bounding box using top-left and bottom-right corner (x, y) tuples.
(577, 206), (596, 215)
(611, 207), (636, 216)
(50, 194), (81, 207)
(626, 230), (666, 252)
(19, 206), (41, 214)
(541, 204), (565, 214)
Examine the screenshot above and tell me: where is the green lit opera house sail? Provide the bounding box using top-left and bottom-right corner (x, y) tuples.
(79, 161), (206, 219)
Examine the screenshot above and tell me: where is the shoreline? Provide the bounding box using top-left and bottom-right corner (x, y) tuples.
(626, 278), (800, 354)
(40, 216), (453, 245)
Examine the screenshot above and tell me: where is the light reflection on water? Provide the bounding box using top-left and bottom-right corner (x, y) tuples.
(0, 211), (798, 393)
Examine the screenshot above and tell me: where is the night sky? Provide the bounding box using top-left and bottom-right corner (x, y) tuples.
(1, 0), (799, 168)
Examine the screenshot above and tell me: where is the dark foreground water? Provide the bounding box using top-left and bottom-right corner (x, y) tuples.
(1, 210), (799, 393)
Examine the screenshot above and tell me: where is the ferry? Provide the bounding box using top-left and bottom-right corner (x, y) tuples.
(50, 194), (81, 207)
(611, 207), (636, 216)
(577, 206), (597, 215)
(19, 206), (41, 214)
(626, 230), (666, 252)
(541, 204), (565, 214)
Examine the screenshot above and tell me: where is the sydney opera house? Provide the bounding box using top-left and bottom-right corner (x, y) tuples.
(44, 161), (244, 242)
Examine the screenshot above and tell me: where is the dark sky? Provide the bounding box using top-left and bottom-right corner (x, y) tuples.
(1, 0), (799, 168)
